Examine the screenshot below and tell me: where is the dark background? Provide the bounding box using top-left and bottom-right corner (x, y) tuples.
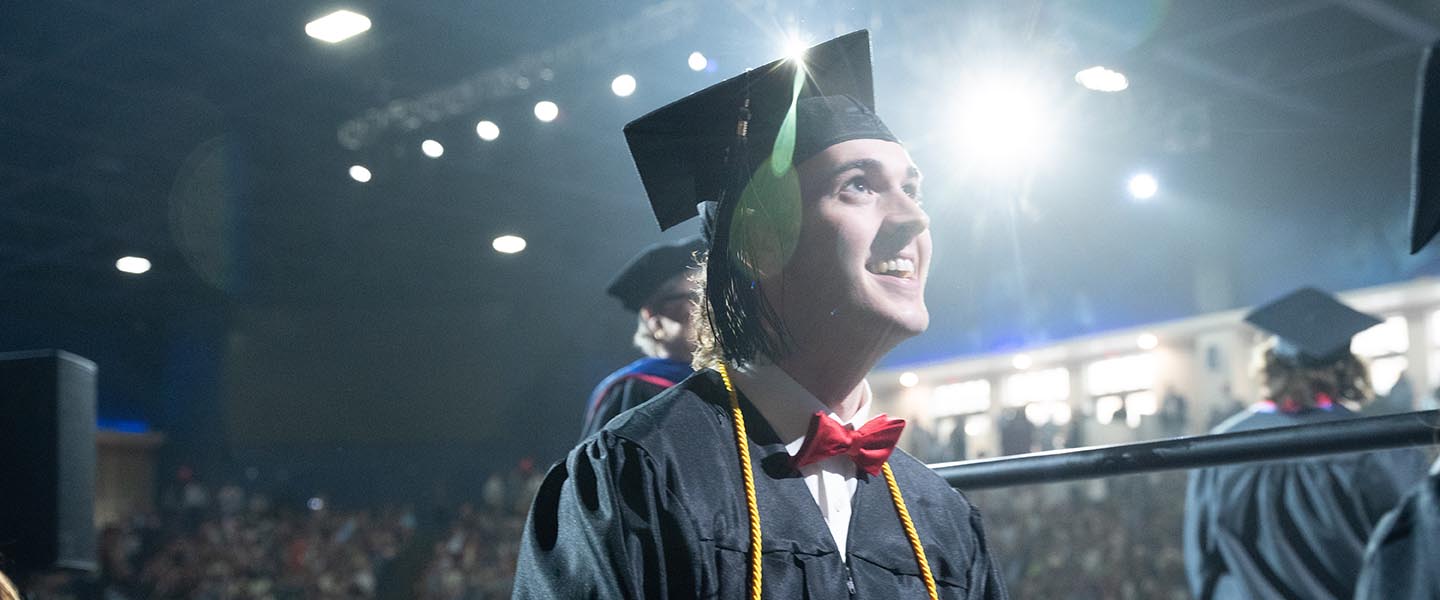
(4, 0), (1440, 495)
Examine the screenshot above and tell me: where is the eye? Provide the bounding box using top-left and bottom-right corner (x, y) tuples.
(903, 184), (923, 205)
(841, 176), (871, 194)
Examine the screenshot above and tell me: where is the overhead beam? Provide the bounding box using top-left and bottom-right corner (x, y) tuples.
(1272, 41), (1415, 88)
(1063, 10), (1330, 119)
(335, 0), (701, 150)
(1168, 1), (1330, 50)
(1333, 0), (1440, 43)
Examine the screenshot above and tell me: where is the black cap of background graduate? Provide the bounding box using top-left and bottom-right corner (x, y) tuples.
(605, 235), (705, 312)
(623, 30), (895, 231)
(1411, 40), (1440, 253)
(1243, 287), (1383, 367)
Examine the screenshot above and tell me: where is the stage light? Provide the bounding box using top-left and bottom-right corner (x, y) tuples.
(1128, 173), (1158, 200)
(349, 165), (372, 183)
(475, 120), (500, 141)
(421, 139), (444, 158)
(953, 76), (1056, 167)
(115, 256), (151, 275)
(1012, 354), (1033, 370)
(534, 101), (559, 122)
(305, 10), (371, 44)
(1137, 332), (1159, 350)
(492, 235), (527, 254)
(611, 74), (637, 97)
(688, 51), (708, 71)
(308, 497), (325, 511)
(899, 372), (920, 388)
(1075, 66), (1129, 92)
(782, 35), (808, 62)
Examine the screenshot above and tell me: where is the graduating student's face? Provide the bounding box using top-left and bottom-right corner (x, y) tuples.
(769, 138), (931, 342)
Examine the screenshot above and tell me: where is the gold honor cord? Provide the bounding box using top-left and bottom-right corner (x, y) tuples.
(883, 462), (939, 599)
(717, 362), (764, 600)
(716, 363), (938, 600)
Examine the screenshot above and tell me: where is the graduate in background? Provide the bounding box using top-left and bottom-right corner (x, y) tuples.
(1183, 288), (1426, 600)
(1354, 38), (1440, 600)
(514, 31), (1005, 599)
(579, 235), (703, 440)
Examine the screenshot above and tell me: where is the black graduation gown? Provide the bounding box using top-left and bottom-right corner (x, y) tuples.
(1354, 462), (1440, 600)
(1182, 406), (1426, 600)
(515, 369), (1007, 599)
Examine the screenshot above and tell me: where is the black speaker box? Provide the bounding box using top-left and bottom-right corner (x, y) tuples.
(0, 350), (97, 572)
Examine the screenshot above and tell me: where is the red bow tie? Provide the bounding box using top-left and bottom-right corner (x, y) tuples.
(791, 412), (906, 476)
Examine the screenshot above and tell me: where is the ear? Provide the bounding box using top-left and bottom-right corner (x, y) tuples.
(639, 306), (664, 337)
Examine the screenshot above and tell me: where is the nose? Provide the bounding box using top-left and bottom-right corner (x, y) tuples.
(884, 191), (929, 244)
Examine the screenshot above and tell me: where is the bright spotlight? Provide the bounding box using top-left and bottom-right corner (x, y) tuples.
(1012, 354), (1033, 370)
(349, 165), (372, 183)
(899, 372), (920, 388)
(1136, 332), (1159, 350)
(782, 35), (808, 62)
(475, 120), (500, 141)
(307, 497), (325, 511)
(688, 51), (708, 72)
(115, 256), (151, 275)
(611, 74), (637, 97)
(492, 235), (527, 254)
(1075, 66), (1129, 92)
(954, 77), (1056, 167)
(1128, 173), (1158, 200)
(534, 101), (559, 122)
(421, 139), (444, 158)
(305, 10), (371, 44)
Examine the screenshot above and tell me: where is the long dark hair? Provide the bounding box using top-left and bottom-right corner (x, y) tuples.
(689, 97), (803, 369)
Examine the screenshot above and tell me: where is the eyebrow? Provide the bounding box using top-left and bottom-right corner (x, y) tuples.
(828, 158), (923, 182)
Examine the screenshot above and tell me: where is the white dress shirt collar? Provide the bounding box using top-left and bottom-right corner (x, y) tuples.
(729, 361), (873, 456)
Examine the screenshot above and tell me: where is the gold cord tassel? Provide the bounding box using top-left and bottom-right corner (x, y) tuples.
(717, 363), (763, 600)
(884, 463), (939, 600)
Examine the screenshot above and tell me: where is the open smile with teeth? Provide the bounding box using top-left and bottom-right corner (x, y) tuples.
(867, 258), (916, 279)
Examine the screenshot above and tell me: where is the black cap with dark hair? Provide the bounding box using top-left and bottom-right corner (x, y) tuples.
(1410, 39), (1440, 254)
(605, 235), (705, 312)
(1244, 287), (1383, 367)
(624, 30), (892, 231)
(621, 30), (900, 365)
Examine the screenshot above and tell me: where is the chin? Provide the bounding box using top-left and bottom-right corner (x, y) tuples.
(893, 313), (930, 337)
(868, 304), (929, 338)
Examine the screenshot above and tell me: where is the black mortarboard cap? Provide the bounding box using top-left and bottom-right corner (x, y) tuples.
(1411, 39), (1440, 254)
(605, 235), (705, 312)
(1243, 287), (1383, 366)
(624, 30), (895, 230)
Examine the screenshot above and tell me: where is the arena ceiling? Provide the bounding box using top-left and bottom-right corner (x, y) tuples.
(3, 0), (1439, 452)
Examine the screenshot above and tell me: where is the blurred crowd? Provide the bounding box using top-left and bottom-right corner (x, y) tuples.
(20, 465), (544, 600)
(972, 472), (1189, 600)
(66, 468), (1188, 600)
(86, 490), (413, 600)
(414, 503), (524, 600)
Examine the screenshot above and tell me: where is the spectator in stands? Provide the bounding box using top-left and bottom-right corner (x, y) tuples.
(1157, 386), (1188, 437)
(1000, 407), (1035, 455)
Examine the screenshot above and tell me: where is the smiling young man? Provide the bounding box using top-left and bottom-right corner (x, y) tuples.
(514, 31), (1006, 599)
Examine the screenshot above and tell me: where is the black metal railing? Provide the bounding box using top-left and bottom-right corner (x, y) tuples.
(932, 410), (1440, 490)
